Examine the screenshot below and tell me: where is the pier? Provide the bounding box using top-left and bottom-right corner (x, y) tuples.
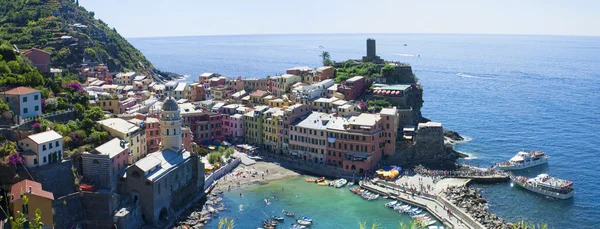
(361, 181), (487, 229)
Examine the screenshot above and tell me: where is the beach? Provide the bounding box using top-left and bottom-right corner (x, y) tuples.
(213, 161), (300, 193)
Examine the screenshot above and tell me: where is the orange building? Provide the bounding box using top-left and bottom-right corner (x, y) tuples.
(9, 180), (54, 227)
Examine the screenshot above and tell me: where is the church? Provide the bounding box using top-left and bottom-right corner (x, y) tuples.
(118, 97), (204, 225)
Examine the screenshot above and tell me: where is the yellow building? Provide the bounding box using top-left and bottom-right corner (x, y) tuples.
(267, 98), (293, 108)
(262, 107), (284, 152)
(97, 94), (120, 114)
(10, 180), (54, 228)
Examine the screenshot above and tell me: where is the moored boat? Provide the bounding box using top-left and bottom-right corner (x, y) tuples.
(305, 178), (315, 183)
(385, 200), (398, 207)
(317, 180), (329, 186)
(282, 210), (295, 216)
(335, 179), (348, 188)
(511, 174), (574, 199)
(316, 177), (325, 183)
(272, 216), (284, 221)
(296, 219), (311, 226)
(495, 150), (549, 170)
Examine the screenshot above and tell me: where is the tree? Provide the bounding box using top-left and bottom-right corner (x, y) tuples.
(0, 141), (17, 157)
(0, 99), (11, 113)
(320, 51), (333, 66)
(224, 147), (234, 159)
(208, 152), (223, 164)
(74, 103), (85, 119)
(381, 64), (395, 77)
(84, 106), (105, 121)
(198, 147), (209, 157)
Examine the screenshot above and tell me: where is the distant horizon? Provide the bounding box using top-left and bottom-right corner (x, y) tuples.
(79, 0), (600, 38)
(125, 32), (600, 39)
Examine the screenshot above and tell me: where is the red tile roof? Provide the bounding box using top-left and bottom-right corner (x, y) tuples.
(250, 90), (268, 97)
(21, 48), (51, 55)
(3, 86), (40, 95)
(10, 180), (54, 201)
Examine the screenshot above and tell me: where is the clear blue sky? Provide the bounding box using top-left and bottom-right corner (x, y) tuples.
(79, 0), (599, 38)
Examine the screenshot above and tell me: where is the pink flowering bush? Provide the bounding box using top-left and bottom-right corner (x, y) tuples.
(8, 153), (24, 166)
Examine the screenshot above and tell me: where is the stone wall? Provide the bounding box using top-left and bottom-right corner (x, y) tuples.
(81, 192), (118, 229)
(53, 192), (85, 229)
(29, 161), (77, 198)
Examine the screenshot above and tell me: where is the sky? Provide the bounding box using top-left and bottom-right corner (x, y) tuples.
(79, 0), (599, 38)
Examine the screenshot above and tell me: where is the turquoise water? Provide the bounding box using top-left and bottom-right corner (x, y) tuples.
(130, 34), (600, 228)
(205, 177), (424, 229)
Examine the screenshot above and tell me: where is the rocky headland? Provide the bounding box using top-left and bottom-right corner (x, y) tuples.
(442, 186), (511, 229)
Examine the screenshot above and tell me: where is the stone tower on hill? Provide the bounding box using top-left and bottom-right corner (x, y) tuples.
(362, 38), (383, 63)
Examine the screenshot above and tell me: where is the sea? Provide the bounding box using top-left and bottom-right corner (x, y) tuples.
(129, 34), (600, 228)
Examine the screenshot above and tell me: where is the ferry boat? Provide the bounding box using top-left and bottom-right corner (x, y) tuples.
(511, 174), (575, 199)
(495, 150), (548, 170)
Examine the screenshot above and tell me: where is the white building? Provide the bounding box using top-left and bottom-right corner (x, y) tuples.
(292, 79), (334, 101)
(0, 87), (42, 119)
(18, 130), (63, 168)
(173, 82), (188, 100)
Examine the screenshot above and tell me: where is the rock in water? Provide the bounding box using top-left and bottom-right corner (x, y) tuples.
(444, 129), (464, 141)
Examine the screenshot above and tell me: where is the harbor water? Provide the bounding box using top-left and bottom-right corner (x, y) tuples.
(205, 177), (426, 228)
(130, 34), (600, 228)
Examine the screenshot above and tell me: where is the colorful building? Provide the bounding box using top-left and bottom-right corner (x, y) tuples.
(0, 87), (42, 119)
(339, 76), (366, 101)
(82, 138), (130, 190)
(18, 130), (63, 168)
(9, 180), (54, 227)
(262, 107), (284, 152)
(244, 105), (269, 145)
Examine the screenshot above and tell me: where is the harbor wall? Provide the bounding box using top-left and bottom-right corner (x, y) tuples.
(204, 158), (241, 190)
(436, 196), (486, 229)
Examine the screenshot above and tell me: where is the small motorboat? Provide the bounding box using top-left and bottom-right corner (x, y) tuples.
(368, 194), (379, 200)
(334, 179), (348, 188)
(301, 216), (313, 222)
(272, 216), (284, 221)
(305, 178), (315, 183)
(410, 209), (423, 215)
(421, 219), (437, 227)
(317, 180), (329, 186)
(291, 224), (306, 229)
(296, 219), (312, 226)
(263, 219), (278, 227)
(316, 177), (325, 183)
(385, 200), (397, 207)
(282, 210), (295, 216)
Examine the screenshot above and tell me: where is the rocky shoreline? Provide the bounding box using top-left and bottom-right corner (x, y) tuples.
(173, 192), (226, 229)
(442, 186), (511, 229)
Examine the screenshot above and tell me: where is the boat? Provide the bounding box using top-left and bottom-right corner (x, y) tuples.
(301, 216), (313, 222)
(511, 174), (575, 199)
(411, 213), (428, 219)
(421, 219), (437, 227)
(316, 177), (325, 183)
(272, 216), (284, 221)
(409, 209), (423, 215)
(282, 210), (295, 216)
(495, 150), (549, 170)
(348, 181), (355, 186)
(385, 201), (398, 207)
(335, 179), (348, 188)
(263, 219), (278, 227)
(296, 220), (311, 226)
(317, 180), (329, 186)
(457, 73), (463, 77)
(367, 194), (379, 200)
(305, 178), (315, 183)
(291, 225), (306, 229)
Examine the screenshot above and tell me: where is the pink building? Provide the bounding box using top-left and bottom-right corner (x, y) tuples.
(289, 112), (329, 163)
(339, 76), (366, 101)
(182, 127), (193, 151)
(119, 98), (136, 114)
(223, 114), (244, 142)
(145, 117), (161, 153)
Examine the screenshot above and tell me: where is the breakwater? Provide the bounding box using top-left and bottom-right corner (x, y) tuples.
(442, 186), (510, 229)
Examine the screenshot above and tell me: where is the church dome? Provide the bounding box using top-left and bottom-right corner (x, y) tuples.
(162, 97), (179, 111)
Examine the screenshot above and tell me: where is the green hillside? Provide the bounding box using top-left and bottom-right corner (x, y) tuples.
(0, 0), (158, 74)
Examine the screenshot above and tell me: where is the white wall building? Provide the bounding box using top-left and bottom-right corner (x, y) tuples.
(18, 130), (63, 168)
(0, 87), (42, 119)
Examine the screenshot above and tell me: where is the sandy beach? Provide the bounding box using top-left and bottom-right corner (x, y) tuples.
(213, 161), (300, 193)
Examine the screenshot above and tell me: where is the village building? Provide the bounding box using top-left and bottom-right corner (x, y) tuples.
(22, 48), (51, 73)
(98, 118), (147, 163)
(82, 138), (130, 190)
(0, 87), (42, 119)
(18, 130), (63, 168)
(9, 180), (54, 228)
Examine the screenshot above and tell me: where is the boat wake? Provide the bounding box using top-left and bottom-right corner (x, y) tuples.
(456, 73), (495, 79)
(392, 53), (420, 57)
(239, 204), (244, 212)
(457, 135), (473, 143)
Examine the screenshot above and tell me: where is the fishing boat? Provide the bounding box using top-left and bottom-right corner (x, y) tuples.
(271, 216), (284, 221)
(317, 180), (329, 186)
(367, 194), (379, 200)
(511, 174), (575, 199)
(495, 150), (549, 170)
(335, 179), (348, 188)
(282, 210), (295, 216)
(385, 200), (398, 207)
(305, 178), (315, 183)
(296, 220), (311, 226)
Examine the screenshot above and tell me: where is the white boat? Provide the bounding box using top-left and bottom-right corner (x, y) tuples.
(421, 219), (437, 227)
(296, 220), (311, 226)
(385, 201), (398, 207)
(335, 179), (348, 188)
(495, 150), (548, 170)
(511, 174), (575, 199)
(368, 194), (379, 200)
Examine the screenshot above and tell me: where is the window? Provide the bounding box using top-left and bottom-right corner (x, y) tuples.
(34, 158), (38, 165)
(43, 156), (47, 163)
(42, 145), (46, 151)
(23, 97), (27, 103)
(55, 141), (59, 147)
(49, 143), (52, 149)
(93, 159), (99, 164)
(22, 203), (28, 214)
(34, 106), (39, 111)
(23, 108), (28, 114)
(34, 94), (39, 100)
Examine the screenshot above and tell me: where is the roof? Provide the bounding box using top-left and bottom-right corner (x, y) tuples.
(90, 138), (128, 158)
(295, 112), (328, 130)
(380, 108), (396, 115)
(22, 48), (50, 55)
(174, 82), (187, 91)
(282, 74), (299, 79)
(379, 84), (412, 91)
(132, 149), (191, 181)
(133, 75), (147, 81)
(250, 90), (268, 97)
(24, 130), (62, 144)
(346, 76), (365, 83)
(98, 118), (140, 134)
(10, 180), (54, 201)
(325, 116), (349, 131)
(317, 66), (334, 71)
(349, 113), (380, 127)
(288, 66), (312, 71)
(418, 122), (442, 128)
(232, 90), (247, 97)
(200, 72), (215, 77)
(146, 117), (159, 123)
(3, 87), (40, 95)
(332, 100), (348, 106)
(162, 98), (180, 111)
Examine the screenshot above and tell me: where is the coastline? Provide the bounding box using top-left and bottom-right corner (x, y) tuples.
(212, 161), (301, 193)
